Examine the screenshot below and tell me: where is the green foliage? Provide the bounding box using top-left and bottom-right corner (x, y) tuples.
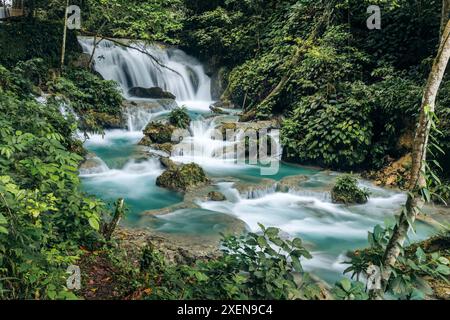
(282, 83), (373, 169)
(331, 175), (370, 204)
(48, 68), (123, 133)
(346, 223), (450, 300)
(0, 62), (106, 299)
(168, 107), (191, 129)
(332, 278), (369, 300)
(0, 20), (79, 68)
(84, 0), (184, 44)
(138, 225), (322, 300)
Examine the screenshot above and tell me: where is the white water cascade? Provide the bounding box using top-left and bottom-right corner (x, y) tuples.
(78, 37), (212, 105)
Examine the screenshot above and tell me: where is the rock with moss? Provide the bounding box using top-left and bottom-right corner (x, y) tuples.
(139, 122), (176, 145)
(208, 191), (227, 201)
(209, 105), (228, 115)
(331, 175), (370, 204)
(156, 163), (209, 192)
(159, 157), (177, 170)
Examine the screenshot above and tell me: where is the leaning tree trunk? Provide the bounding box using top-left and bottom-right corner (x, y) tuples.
(370, 20), (450, 300)
(442, 0), (450, 38)
(60, 0), (69, 71)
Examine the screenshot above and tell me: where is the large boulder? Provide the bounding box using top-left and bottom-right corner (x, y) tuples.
(156, 163), (209, 192)
(128, 86), (176, 100)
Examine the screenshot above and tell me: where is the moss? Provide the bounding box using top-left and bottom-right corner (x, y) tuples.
(331, 175), (370, 204)
(208, 191), (226, 201)
(141, 122), (176, 144)
(156, 163), (209, 192)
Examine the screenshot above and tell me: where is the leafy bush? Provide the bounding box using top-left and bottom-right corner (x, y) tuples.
(139, 224), (323, 300)
(282, 83), (373, 169)
(0, 63), (106, 299)
(0, 20), (79, 68)
(331, 175), (370, 204)
(168, 106), (191, 129)
(346, 224), (450, 300)
(48, 68), (124, 133)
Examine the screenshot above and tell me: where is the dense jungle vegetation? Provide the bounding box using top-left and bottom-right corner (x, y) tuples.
(0, 0), (449, 300)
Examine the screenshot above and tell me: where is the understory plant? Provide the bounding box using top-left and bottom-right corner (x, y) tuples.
(331, 175), (370, 204)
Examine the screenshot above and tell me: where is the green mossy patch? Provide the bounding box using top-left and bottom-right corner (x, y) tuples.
(156, 163), (209, 192)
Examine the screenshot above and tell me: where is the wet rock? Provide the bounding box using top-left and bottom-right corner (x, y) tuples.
(208, 191), (227, 201)
(211, 67), (229, 100)
(211, 100), (236, 110)
(79, 153), (109, 175)
(160, 157), (177, 170)
(128, 86), (176, 99)
(234, 178), (277, 199)
(209, 105), (228, 114)
(139, 122), (177, 145)
(277, 175), (309, 193)
(122, 99), (177, 111)
(156, 163), (209, 192)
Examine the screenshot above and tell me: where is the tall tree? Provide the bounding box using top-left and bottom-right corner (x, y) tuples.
(442, 0), (450, 37)
(371, 20), (450, 300)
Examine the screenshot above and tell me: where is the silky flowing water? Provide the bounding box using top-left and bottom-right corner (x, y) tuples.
(79, 37), (439, 284)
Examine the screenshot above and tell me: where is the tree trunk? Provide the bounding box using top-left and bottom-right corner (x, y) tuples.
(103, 198), (125, 241)
(442, 0), (450, 38)
(255, 6), (334, 112)
(370, 20), (450, 300)
(60, 0), (69, 71)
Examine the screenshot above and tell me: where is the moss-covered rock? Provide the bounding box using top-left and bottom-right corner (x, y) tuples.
(209, 105), (228, 114)
(160, 157), (177, 170)
(139, 122), (177, 145)
(331, 175), (370, 204)
(156, 163), (209, 192)
(85, 110), (124, 129)
(208, 191), (226, 201)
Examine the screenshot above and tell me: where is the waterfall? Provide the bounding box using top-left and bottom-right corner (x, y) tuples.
(78, 37), (212, 102)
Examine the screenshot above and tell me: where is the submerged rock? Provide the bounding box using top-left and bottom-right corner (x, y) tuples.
(208, 191), (227, 201)
(128, 86), (176, 99)
(156, 163), (209, 192)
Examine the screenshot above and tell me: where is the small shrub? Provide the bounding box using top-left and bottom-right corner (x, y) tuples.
(168, 107), (190, 129)
(331, 175), (370, 204)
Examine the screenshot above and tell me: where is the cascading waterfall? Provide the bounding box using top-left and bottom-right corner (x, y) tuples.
(78, 37), (212, 103)
(78, 37), (441, 285)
